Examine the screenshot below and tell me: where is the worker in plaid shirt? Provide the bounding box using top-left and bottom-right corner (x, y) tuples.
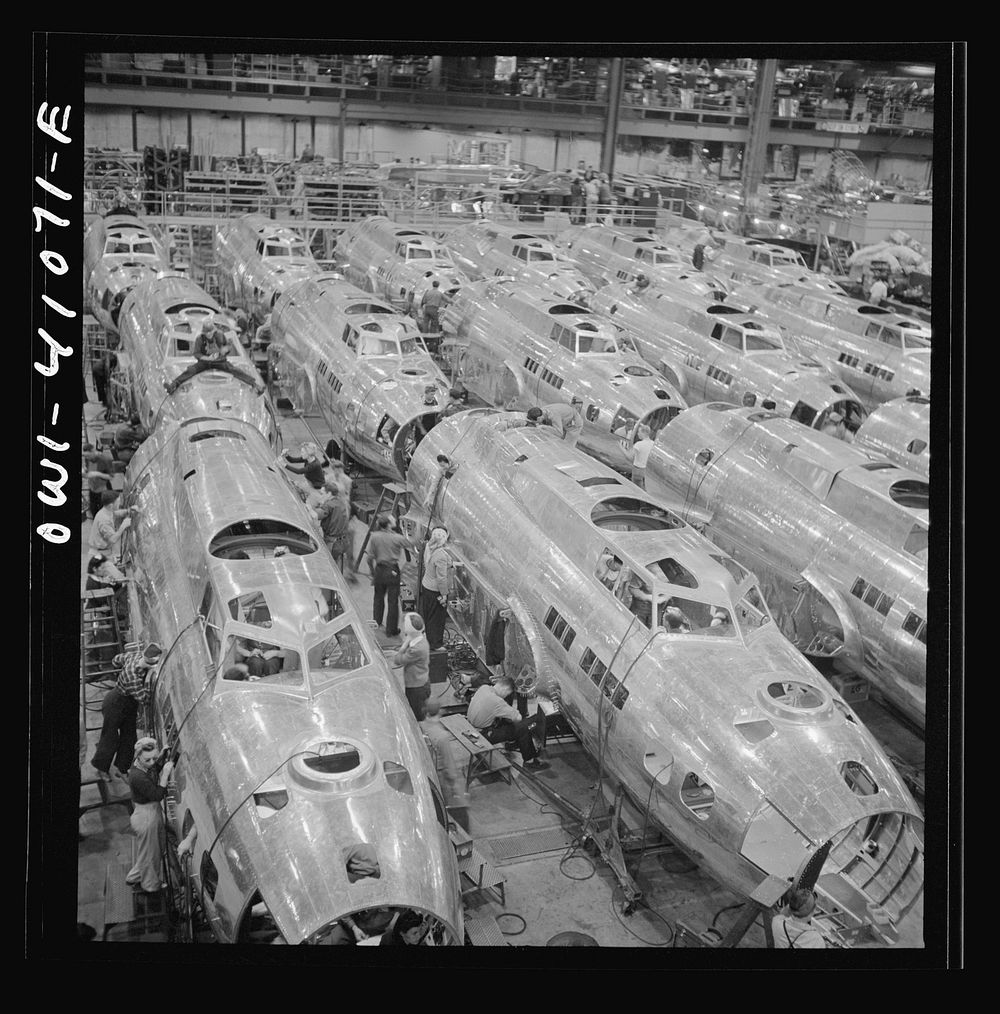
(90, 643), (162, 782)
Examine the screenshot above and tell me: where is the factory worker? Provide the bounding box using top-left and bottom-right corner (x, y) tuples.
(390, 612), (431, 720)
(421, 699), (470, 831)
(772, 889), (827, 949)
(466, 675), (547, 770)
(621, 424), (655, 489)
(543, 397), (585, 447)
(420, 527), (452, 651)
(125, 737), (174, 893)
(282, 442), (330, 489)
(91, 642), (162, 781)
(164, 323), (265, 395)
(367, 514), (409, 636)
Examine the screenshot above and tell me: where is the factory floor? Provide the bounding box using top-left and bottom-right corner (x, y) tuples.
(76, 389), (924, 949)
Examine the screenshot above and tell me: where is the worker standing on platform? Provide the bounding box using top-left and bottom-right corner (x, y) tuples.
(621, 424), (655, 489)
(420, 527), (452, 651)
(125, 737), (174, 894)
(584, 176), (599, 223)
(420, 281), (447, 343)
(91, 353), (109, 406)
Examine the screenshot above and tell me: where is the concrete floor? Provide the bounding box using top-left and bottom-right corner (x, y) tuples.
(76, 384), (924, 949)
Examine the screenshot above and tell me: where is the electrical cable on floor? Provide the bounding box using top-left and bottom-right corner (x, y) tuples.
(495, 912), (526, 936)
(608, 885), (675, 947)
(711, 901), (746, 929)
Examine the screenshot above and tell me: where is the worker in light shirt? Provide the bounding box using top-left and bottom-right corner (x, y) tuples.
(621, 424), (654, 489)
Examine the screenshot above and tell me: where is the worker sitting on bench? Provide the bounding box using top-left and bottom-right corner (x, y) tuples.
(466, 676), (548, 771)
(164, 323), (265, 395)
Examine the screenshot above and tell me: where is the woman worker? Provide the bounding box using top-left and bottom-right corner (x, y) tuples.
(420, 527), (452, 651)
(125, 737), (174, 893)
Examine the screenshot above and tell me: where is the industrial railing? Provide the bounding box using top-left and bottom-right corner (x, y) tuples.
(86, 54), (933, 135)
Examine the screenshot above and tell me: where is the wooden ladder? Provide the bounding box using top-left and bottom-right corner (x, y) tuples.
(353, 482), (410, 571)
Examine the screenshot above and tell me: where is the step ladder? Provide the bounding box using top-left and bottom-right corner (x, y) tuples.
(102, 854), (168, 942)
(353, 482), (410, 571)
(81, 588), (125, 684)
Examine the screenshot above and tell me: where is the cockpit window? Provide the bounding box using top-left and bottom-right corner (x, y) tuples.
(307, 625), (370, 687)
(407, 247), (433, 260)
(266, 245), (289, 258)
(790, 401), (818, 428)
(902, 332), (931, 350)
(528, 249), (554, 262)
(734, 587), (771, 635)
(132, 241), (156, 255)
(221, 634), (304, 689)
(657, 597), (735, 637)
(610, 405), (639, 436)
(229, 592), (271, 627)
(648, 557), (699, 588)
(576, 331), (619, 354)
(105, 240), (131, 254)
(652, 251), (677, 265)
(744, 331), (783, 351)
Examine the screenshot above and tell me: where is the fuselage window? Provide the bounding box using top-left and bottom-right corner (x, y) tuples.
(790, 401), (818, 428)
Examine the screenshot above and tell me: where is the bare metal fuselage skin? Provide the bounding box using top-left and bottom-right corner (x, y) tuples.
(117, 274), (278, 444)
(270, 274), (451, 480)
(84, 213), (168, 335)
(730, 281), (932, 410)
(122, 416), (463, 945)
(557, 223), (731, 300)
(441, 279), (687, 470)
(405, 411), (923, 941)
(215, 214), (322, 325)
(445, 221), (594, 302)
(642, 403), (927, 727)
(588, 283), (866, 435)
(854, 396), (930, 479)
(336, 215), (469, 310)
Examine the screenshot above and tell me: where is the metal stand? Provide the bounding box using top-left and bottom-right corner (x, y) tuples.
(676, 875), (787, 947)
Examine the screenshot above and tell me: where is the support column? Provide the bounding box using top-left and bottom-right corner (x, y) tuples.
(338, 100), (346, 163)
(740, 59), (777, 233)
(600, 57), (624, 179)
